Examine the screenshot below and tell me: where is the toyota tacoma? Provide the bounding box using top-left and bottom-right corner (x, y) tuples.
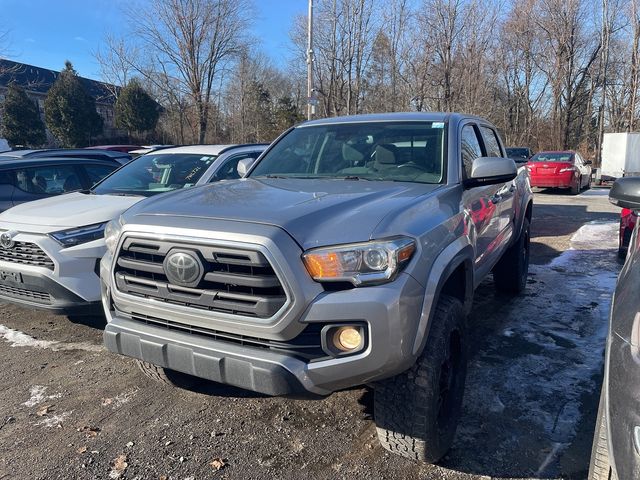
(100, 112), (533, 462)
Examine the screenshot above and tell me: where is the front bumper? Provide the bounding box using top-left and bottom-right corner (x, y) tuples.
(102, 271), (426, 396)
(0, 270), (101, 314)
(0, 229), (106, 315)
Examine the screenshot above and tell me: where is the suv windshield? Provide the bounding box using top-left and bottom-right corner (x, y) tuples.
(92, 153), (218, 196)
(530, 152), (573, 163)
(250, 121), (445, 184)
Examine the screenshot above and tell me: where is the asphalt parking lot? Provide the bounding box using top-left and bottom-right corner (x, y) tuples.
(0, 188), (622, 480)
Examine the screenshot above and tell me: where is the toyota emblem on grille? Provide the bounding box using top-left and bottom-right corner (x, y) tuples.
(163, 251), (203, 287)
(0, 231), (16, 249)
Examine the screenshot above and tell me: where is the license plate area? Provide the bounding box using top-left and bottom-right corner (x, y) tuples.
(0, 270), (23, 283)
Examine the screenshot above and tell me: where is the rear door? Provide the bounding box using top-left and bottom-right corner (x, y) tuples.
(479, 125), (514, 246)
(460, 122), (503, 277)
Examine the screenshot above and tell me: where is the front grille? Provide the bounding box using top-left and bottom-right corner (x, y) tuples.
(0, 284), (51, 304)
(114, 238), (288, 318)
(0, 242), (55, 270)
(129, 311), (326, 361)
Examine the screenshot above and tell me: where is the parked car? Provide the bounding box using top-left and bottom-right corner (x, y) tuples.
(0, 144), (266, 315)
(100, 112), (533, 463)
(85, 145), (142, 153)
(588, 177), (640, 480)
(505, 146), (533, 163)
(526, 150), (592, 194)
(0, 148), (132, 165)
(619, 207), (638, 258)
(0, 157), (119, 213)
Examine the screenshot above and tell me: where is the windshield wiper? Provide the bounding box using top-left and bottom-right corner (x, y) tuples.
(107, 192), (144, 197)
(342, 175), (372, 181)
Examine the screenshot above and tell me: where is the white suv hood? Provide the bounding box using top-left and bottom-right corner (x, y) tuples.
(0, 192), (143, 233)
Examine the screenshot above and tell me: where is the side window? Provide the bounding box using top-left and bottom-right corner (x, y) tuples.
(0, 170), (15, 185)
(14, 165), (83, 195)
(461, 125), (483, 179)
(83, 164), (117, 186)
(212, 152), (261, 181)
(480, 126), (503, 157)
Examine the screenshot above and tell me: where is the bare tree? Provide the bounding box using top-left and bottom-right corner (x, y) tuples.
(121, 0), (251, 143)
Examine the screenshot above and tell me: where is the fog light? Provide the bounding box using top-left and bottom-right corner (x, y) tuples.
(333, 326), (362, 351)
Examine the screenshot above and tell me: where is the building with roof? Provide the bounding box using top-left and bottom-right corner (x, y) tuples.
(0, 59), (124, 145)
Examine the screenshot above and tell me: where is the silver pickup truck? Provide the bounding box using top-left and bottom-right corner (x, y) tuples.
(100, 112), (533, 463)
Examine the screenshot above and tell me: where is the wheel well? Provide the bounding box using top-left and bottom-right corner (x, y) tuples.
(525, 201), (533, 222)
(440, 263), (467, 305)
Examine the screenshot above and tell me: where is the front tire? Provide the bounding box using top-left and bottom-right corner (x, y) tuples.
(493, 218), (530, 294)
(374, 295), (468, 463)
(136, 360), (203, 390)
(588, 386), (617, 479)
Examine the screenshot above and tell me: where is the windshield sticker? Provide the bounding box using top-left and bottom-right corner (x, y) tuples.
(432, 122), (444, 129)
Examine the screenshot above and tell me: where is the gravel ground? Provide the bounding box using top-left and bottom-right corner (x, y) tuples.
(0, 188), (622, 480)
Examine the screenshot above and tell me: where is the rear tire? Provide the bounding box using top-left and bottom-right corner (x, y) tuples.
(374, 295), (467, 463)
(135, 360), (202, 389)
(571, 177), (581, 195)
(588, 386), (617, 479)
(493, 218), (530, 294)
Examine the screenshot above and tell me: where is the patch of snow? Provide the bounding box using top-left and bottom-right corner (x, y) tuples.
(112, 388), (138, 408)
(0, 325), (57, 349)
(35, 411), (72, 428)
(23, 386), (61, 407)
(0, 324), (103, 352)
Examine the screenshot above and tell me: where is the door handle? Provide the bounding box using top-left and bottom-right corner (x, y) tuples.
(509, 185), (516, 193)
(490, 194), (502, 204)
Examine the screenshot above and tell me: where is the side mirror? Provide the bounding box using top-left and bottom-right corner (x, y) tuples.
(610, 177), (640, 210)
(237, 157), (256, 177)
(584, 160), (593, 165)
(464, 157), (517, 188)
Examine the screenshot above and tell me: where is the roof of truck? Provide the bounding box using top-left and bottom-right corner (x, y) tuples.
(300, 112), (485, 127)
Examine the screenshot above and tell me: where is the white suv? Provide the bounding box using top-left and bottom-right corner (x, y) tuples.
(0, 144), (266, 315)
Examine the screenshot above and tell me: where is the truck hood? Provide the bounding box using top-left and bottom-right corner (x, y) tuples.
(124, 178), (442, 249)
(0, 192), (143, 233)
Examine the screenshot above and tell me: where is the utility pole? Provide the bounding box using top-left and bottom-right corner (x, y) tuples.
(307, 0), (315, 120)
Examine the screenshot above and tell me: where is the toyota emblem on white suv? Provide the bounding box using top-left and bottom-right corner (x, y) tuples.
(163, 251), (203, 287)
(0, 231), (16, 249)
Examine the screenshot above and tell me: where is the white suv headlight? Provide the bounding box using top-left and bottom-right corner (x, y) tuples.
(302, 237), (416, 286)
(104, 217), (124, 255)
(49, 223), (107, 248)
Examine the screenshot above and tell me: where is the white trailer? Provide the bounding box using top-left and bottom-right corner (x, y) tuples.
(601, 132), (640, 179)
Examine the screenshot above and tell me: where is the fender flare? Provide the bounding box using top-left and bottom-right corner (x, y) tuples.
(411, 237), (475, 356)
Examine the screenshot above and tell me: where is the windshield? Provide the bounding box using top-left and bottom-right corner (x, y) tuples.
(249, 121), (445, 184)
(92, 153), (218, 196)
(530, 152), (574, 163)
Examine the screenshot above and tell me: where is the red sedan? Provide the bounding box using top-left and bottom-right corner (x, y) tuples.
(526, 150), (592, 194)
(619, 208), (638, 258)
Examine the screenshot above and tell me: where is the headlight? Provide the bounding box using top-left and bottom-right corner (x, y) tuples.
(104, 217), (124, 255)
(302, 237), (416, 286)
(559, 167), (576, 173)
(49, 222), (106, 248)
